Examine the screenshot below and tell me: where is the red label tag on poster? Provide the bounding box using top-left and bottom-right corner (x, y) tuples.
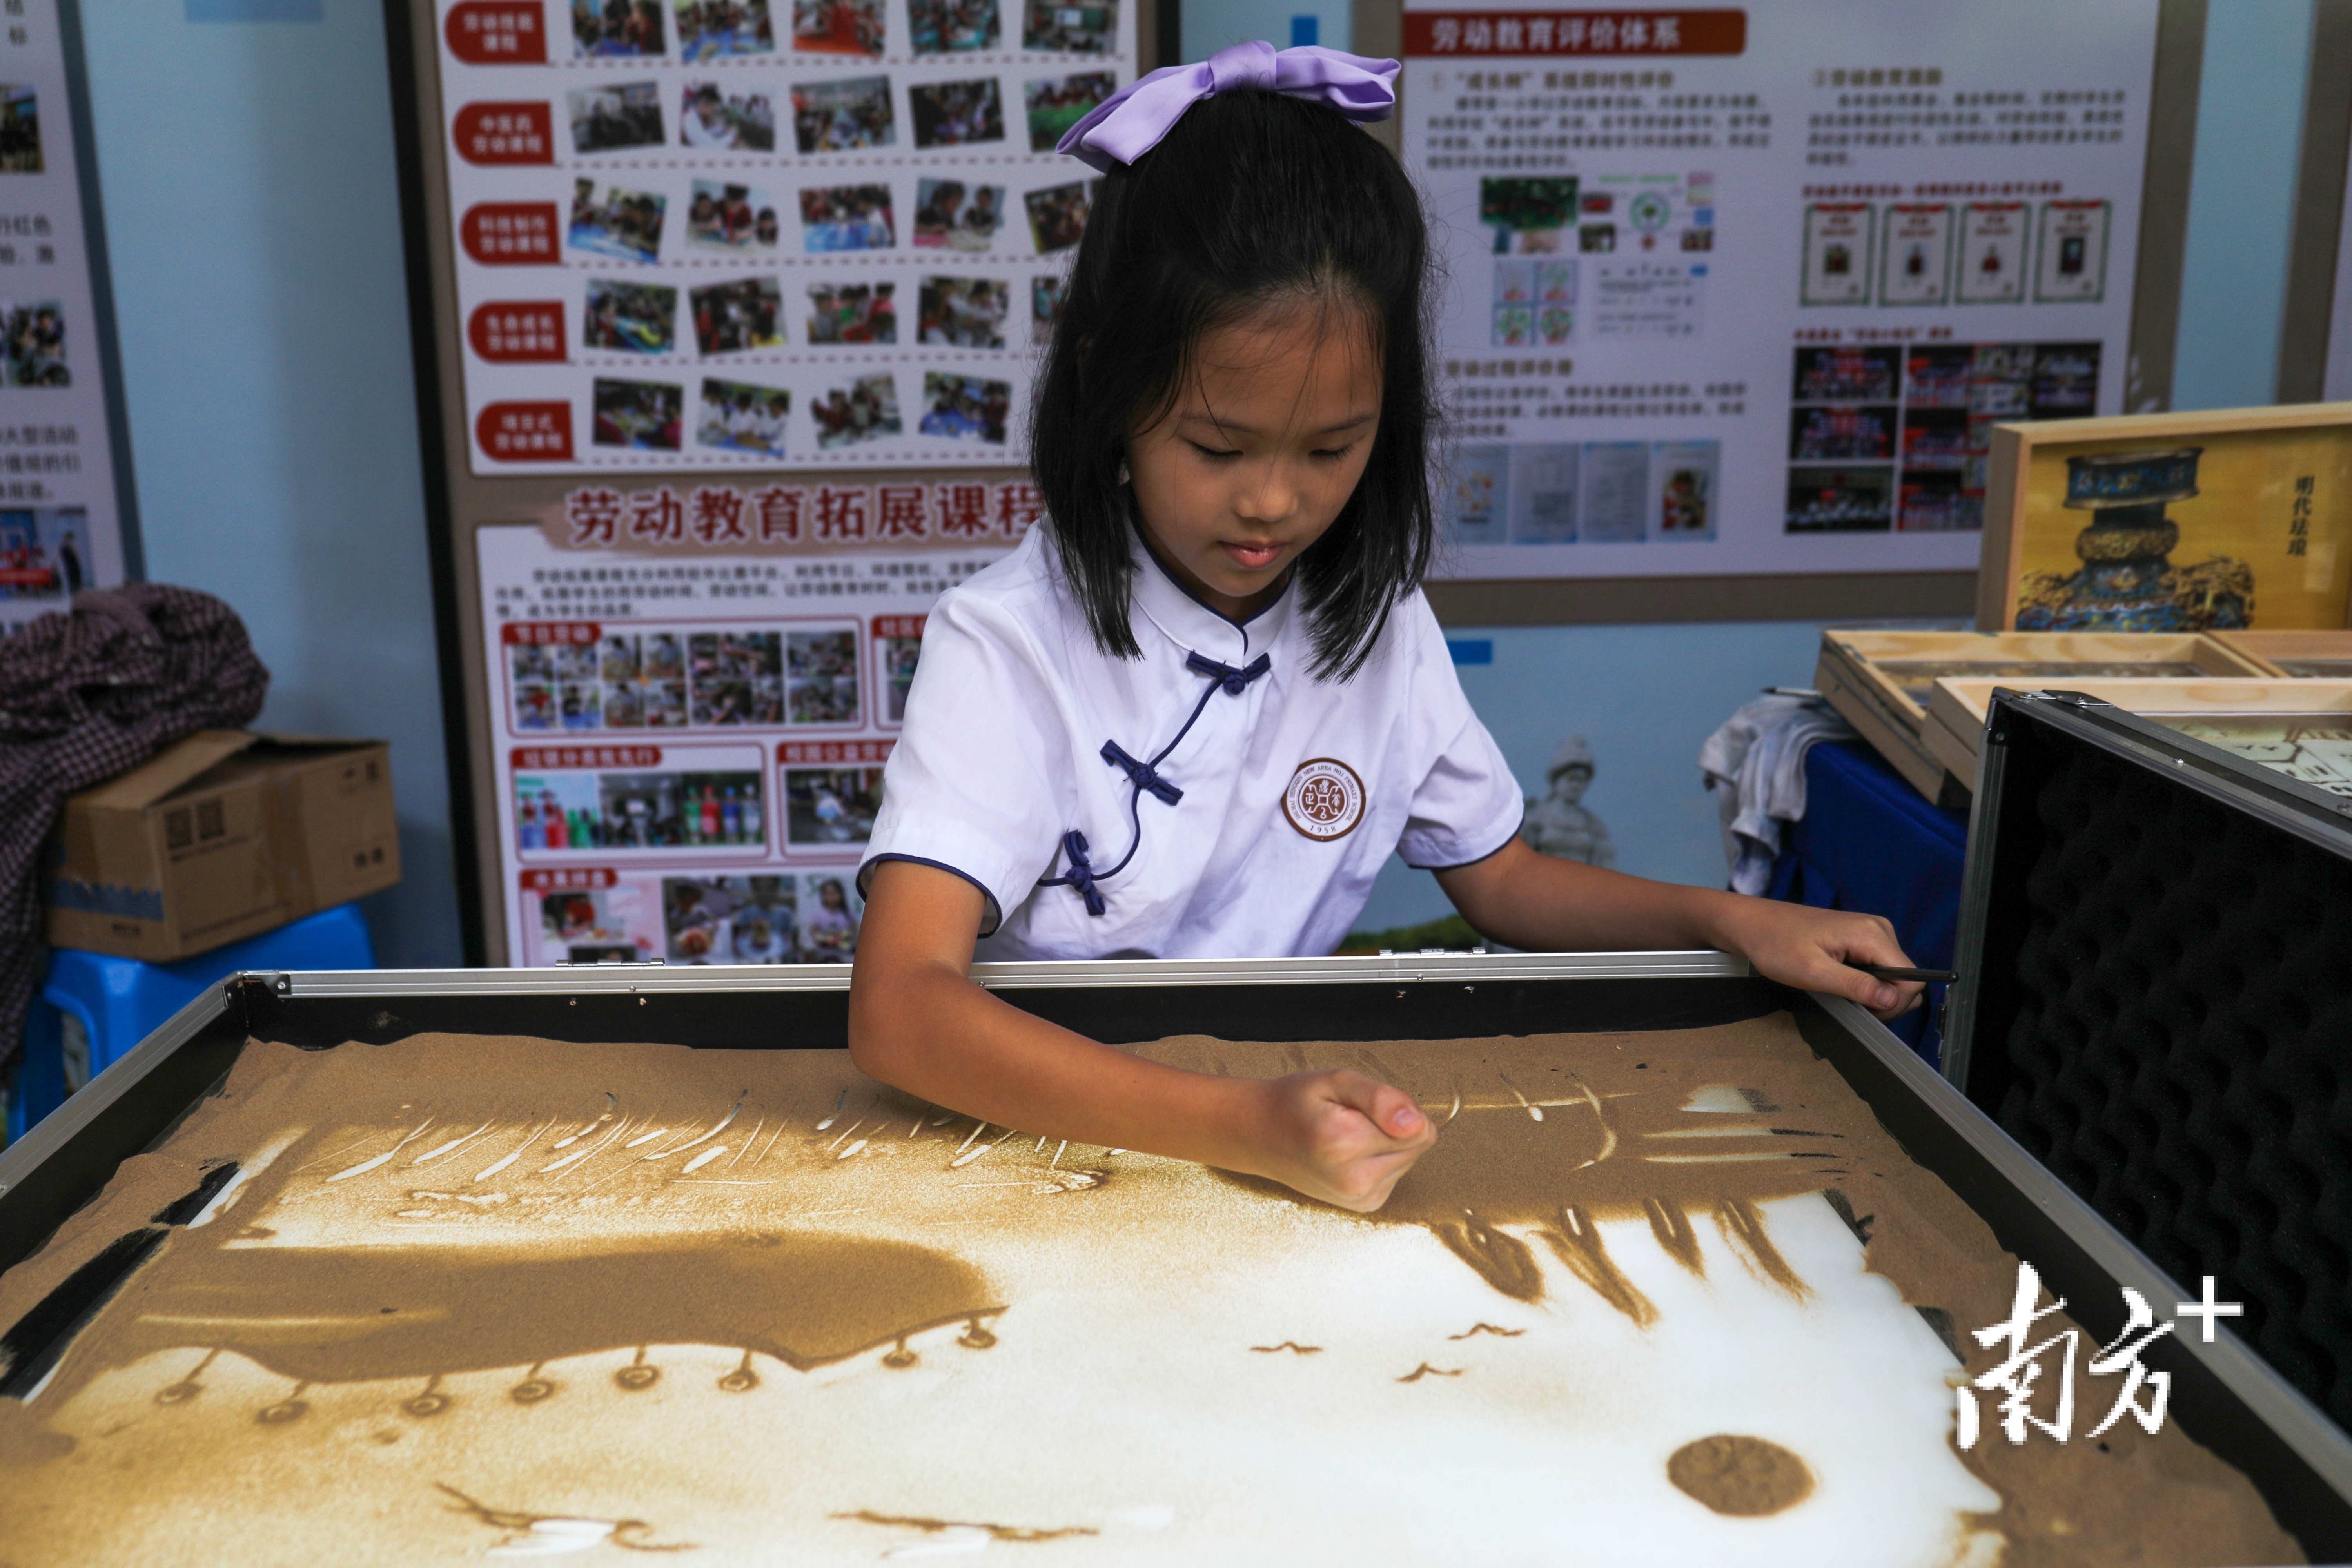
(778, 740), (895, 765)
(452, 102), (555, 165)
(470, 302), (566, 362)
(478, 401), (574, 461)
(521, 867), (619, 893)
(1402, 9), (1746, 56)
(445, 2), (547, 64)
(460, 203), (560, 265)
(513, 746), (664, 770)
(500, 621), (602, 645)
(870, 615), (926, 640)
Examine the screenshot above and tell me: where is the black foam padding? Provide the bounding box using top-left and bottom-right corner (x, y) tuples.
(1979, 730), (2352, 1430)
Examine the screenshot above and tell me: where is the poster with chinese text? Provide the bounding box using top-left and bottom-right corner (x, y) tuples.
(1403, 1), (2162, 580)
(434, 0), (1133, 474)
(0, 0), (133, 631)
(475, 479), (1029, 964)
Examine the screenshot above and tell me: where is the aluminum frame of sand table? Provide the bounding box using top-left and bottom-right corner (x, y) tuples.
(3, 952), (2352, 1559)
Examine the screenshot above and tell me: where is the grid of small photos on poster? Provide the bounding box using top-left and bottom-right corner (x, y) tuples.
(1785, 338), (2099, 533)
(436, 0), (1132, 473)
(479, 523), (1011, 966)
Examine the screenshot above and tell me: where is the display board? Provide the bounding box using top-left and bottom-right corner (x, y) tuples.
(1399, 1), (2171, 581)
(0, 0), (136, 632)
(436, 0), (1128, 472)
(391, 0), (1145, 964)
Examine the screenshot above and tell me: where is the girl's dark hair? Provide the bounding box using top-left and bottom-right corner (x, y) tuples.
(1028, 87), (1435, 680)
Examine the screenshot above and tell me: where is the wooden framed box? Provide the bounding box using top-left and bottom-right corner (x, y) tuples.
(1922, 675), (2352, 793)
(2213, 630), (2352, 679)
(1978, 401), (2352, 633)
(1815, 629), (2267, 804)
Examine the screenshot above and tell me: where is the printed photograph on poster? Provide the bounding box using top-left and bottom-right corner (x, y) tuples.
(912, 0), (1000, 51)
(1793, 345), (1898, 403)
(798, 871), (863, 960)
(1801, 203), (1872, 306)
(918, 276), (1009, 348)
(681, 80), (777, 151)
(690, 630), (786, 724)
(1492, 258), (1573, 347)
(1878, 204), (1952, 307)
(687, 181), (780, 253)
(594, 377), (685, 450)
(1508, 444), (1576, 543)
(1444, 445), (1508, 544)
(537, 879), (652, 965)
(1024, 180), (1089, 253)
(573, 0), (667, 58)
(784, 763), (884, 846)
(915, 179), (1003, 251)
(568, 82), (665, 154)
(1025, 72), (1114, 152)
(1023, 0), (1116, 52)
(813, 372), (903, 447)
(1956, 201), (2029, 305)
(513, 765), (767, 851)
(0, 508), (88, 601)
(793, 0), (885, 55)
(663, 875), (801, 963)
(570, 180), (666, 264)
(698, 378), (791, 456)
(0, 85), (38, 173)
(1031, 274), (1066, 332)
(792, 75), (895, 153)
(690, 278), (785, 354)
(2036, 200), (2109, 303)
(921, 372), (1012, 444)
(799, 183), (895, 251)
(911, 77), (1005, 147)
(1651, 442), (1719, 540)
(879, 627), (920, 721)
(3, 303), (64, 387)
(1481, 176), (1575, 254)
(1790, 403), (1895, 462)
(807, 280), (896, 343)
(786, 626), (861, 722)
(1577, 441), (1650, 542)
(1787, 465), (1893, 532)
(676, 0), (775, 59)
(584, 278), (677, 354)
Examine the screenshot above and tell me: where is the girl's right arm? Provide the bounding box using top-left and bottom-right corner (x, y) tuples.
(847, 858), (1436, 1212)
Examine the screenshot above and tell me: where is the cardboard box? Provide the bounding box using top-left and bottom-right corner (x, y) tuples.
(46, 731), (399, 962)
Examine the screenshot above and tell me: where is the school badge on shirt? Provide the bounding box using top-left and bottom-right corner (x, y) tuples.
(1282, 758), (1366, 841)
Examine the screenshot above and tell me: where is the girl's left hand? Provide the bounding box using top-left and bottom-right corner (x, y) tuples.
(1708, 897), (1926, 1020)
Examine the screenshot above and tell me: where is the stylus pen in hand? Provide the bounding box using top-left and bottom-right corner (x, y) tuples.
(1851, 962), (1958, 984)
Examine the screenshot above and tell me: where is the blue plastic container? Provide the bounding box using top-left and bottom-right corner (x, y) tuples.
(6, 902), (375, 1140)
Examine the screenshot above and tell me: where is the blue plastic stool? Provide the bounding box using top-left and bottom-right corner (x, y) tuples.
(7, 902), (375, 1141)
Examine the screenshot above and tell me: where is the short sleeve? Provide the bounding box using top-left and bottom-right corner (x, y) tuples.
(858, 590), (1069, 935)
(1390, 599), (1525, 870)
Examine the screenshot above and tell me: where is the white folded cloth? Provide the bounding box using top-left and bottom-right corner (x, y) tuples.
(1698, 693), (1857, 895)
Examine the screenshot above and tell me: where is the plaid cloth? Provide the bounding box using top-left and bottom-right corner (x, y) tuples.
(0, 585), (269, 1078)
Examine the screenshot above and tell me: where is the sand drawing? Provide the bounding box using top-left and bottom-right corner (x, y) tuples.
(0, 1021), (2307, 1566)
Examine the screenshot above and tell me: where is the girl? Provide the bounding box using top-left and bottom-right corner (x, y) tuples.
(849, 44), (1921, 1215)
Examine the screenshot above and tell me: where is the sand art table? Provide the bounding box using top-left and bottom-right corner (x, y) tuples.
(0, 957), (2343, 1564)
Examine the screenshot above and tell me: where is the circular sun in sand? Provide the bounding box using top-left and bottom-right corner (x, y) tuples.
(1666, 1434), (1815, 1517)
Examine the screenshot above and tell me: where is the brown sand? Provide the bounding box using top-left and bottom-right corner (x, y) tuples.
(1669, 1434), (1815, 1516)
(0, 1018), (2310, 1566)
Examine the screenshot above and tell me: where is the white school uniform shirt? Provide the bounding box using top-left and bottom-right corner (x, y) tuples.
(859, 525), (1524, 960)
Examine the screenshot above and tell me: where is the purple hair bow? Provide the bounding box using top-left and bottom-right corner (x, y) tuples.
(1054, 41), (1400, 172)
